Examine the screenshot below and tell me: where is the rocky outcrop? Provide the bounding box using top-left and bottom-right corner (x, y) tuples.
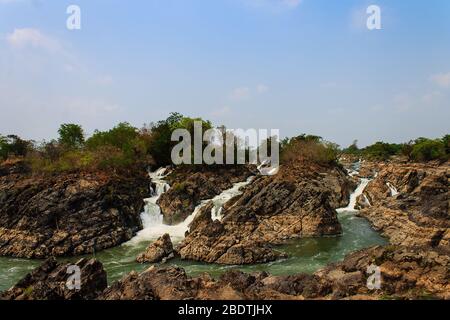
(100, 245), (450, 300)
(136, 233), (174, 263)
(0, 258), (107, 300)
(176, 162), (355, 265)
(158, 165), (255, 225)
(3, 244), (448, 300)
(356, 161), (449, 250)
(0, 162), (149, 258)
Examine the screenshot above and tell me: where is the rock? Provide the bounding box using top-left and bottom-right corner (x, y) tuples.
(355, 161), (449, 250)
(136, 233), (174, 263)
(100, 245), (450, 300)
(0, 161), (149, 258)
(158, 165), (255, 225)
(176, 161), (354, 265)
(0, 258), (107, 300)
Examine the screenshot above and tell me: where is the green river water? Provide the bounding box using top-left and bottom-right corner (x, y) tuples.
(0, 210), (386, 291)
(0, 166), (387, 292)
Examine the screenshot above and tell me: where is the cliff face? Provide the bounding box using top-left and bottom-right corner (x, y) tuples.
(0, 162), (149, 258)
(157, 165), (255, 225)
(176, 162), (355, 265)
(356, 161), (450, 250)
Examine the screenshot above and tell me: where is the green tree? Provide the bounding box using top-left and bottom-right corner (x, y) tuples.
(344, 140), (359, 154)
(0, 135), (7, 160)
(410, 139), (446, 162)
(442, 134), (450, 155)
(58, 124), (85, 149)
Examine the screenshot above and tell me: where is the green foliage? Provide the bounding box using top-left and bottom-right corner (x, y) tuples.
(360, 142), (402, 161)
(281, 134), (339, 165)
(58, 124), (85, 149)
(410, 138), (446, 162)
(147, 112), (212, 166)
(442, 134), (450, 155)
(0, 135), (7, 160)
(0, 134), (32, 160)
(86, 122), (140, 154)
(343, 140), (359, 155)
(343, 134), (450, 162)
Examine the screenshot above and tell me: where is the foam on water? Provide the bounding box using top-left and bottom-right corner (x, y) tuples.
(386, 182), (399, 196)
(336, 178), (371, 213)
(126, 168), (254, 245)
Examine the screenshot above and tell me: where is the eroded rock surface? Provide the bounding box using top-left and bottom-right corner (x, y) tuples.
(158, 165), (255, 225)
(356, 161), (450, 250)
(176, 162), (355, 265)
(0, 258), (107, 300)
(0, 162), (149, 258)
(136, 233), (174, 263)
(100, 245), (450, 300)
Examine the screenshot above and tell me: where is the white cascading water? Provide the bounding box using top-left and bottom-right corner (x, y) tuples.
(336, 177), (371, 213)
(386, 182), (399, 196)
(126, 168), (254, 245)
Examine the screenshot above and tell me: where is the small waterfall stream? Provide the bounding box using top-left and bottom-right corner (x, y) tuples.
(127, 168), (254, 245)
(386, 182), (399, 196)
(336, 178), (371, 213)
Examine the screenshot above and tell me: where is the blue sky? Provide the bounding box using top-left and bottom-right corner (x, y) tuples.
(0, 0), (449, 147)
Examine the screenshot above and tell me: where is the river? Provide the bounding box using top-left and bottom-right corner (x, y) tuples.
(0, 165), (387, 291)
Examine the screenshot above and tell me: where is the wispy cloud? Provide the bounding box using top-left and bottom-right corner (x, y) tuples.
(431, 72), (450, 88)
(230, 87), (251, 100)
(6, 28), (61, 52)
(242, 0), (302, 11)
(230, 84), (269, 101)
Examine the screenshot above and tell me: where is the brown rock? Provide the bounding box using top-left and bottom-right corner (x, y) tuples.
(136, 233), (174, 263)
(0, 258), (107, 300)
(0, 161), (149, 258)
(176, 162), (354, 265)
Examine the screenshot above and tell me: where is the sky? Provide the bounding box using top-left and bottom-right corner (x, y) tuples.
(0, 0), (449, 147)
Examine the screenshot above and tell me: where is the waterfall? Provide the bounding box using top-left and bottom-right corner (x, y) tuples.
(386, 182), (399, 196)
(336, 178), (371, 213)
(126, 168), (254, 245)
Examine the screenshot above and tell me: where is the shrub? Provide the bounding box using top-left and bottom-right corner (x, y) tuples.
(410, 138), (446, 162)
(58, 124), (85, 149)
(0, 134), (32, 160)
(281, 135), (338, 165)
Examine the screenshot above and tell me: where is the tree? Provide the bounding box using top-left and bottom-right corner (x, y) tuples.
(442, 134), (450, 155)
(410, 139), (445, 162)
(58, 124), (85, 149)
(345, 140), (359, 154)
(0, 135), (7, 160)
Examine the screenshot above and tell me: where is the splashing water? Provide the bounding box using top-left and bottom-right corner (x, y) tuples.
(386, 182), (399, 196)
(336, 178), (371, 213)
(126, 169), (254, 245)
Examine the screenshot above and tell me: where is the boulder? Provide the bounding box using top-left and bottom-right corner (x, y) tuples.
(136, 233), (174, 263)
(0, 258), (107, 300)
(0, 161), (149, 258)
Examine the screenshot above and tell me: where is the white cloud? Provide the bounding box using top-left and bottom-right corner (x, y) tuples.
(422, 91), (443, 105)
(6, 28), (61, 52)
(230, 87), (251, 100)
(256, 84), (269, 93)
(243, 0), (302, 11)
(431, 72), (450, 88)
(211, 106), (231, 117)
(281, 0), (302, 8)
(230, 84), (269, 100)
(94, 75), (114, 86)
